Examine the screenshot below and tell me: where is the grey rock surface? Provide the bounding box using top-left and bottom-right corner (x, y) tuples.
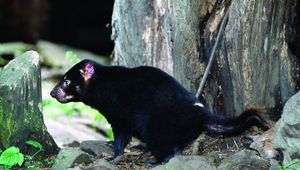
(151, 155), (217, 170)
(52, 147), (92, 170)
(86, 159), (116, 170)
(250, 121), (279, 159)
(273, 91), (300, 165)
(80, 140), (114, 157)
(217, 149), (269, 170)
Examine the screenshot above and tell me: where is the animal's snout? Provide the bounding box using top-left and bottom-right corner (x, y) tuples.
(50, 87), (64, 99)
(50, 89), (56, 98)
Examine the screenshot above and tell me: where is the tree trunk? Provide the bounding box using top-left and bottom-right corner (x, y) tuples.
(111, 0), (300, 116)
(0, 51), (58, 155)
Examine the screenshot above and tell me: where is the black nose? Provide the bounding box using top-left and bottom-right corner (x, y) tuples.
(50, 90), (56, 98)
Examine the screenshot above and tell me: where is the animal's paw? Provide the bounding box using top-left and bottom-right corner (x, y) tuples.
(107, 155), (123, 164)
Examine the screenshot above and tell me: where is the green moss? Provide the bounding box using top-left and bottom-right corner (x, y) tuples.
(0, 98), (3, 147)
(0, 98), (3, 120)
(5, 110), (13, 147)
(24, 112), (31, 126)
(0, 100), (14, 148)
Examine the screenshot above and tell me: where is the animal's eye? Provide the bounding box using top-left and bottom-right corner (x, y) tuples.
(64, 80), (71, 86)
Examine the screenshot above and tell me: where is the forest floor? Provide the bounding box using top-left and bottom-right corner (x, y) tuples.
(44, 104), (269, 170)
(112, 129), (268, 169)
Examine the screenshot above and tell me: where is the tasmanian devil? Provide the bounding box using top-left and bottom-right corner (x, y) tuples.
(50, 59), (268, 163)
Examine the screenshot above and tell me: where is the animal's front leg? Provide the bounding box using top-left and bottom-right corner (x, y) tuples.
(110, 128), (130, 163)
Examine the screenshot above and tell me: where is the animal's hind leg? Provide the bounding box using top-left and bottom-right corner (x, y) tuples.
(147, 141), (179, 163)
(143, 147), (180, 168)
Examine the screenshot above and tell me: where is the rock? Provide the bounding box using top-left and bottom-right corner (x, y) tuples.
(37, 41), (109, 69)
(269, 159), (280, 170)
(273, 91), (300, 165)
(217, 149), (269, 170)
(151, 155), (217, 170)
(66, 141), (81, 147)
(67, 167), (82, 170)
(52, 147), (92, 170)
(0, 51), (58, 155)
(86, 159), (116, 170)
(250, 122), (279, 159)
(80, 140), (114, 157)
(45, 117), (107, 148)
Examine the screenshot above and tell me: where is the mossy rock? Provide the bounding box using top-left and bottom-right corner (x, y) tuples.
(0, 51), (58, 155)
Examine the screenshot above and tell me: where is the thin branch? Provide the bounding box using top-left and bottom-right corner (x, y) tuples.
(196, 10), (229, 98)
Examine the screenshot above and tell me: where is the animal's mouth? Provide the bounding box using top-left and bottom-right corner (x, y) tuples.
(50, 87), (74, 103)
(54, 97), (69, 103)
(58, 94), (74, 103)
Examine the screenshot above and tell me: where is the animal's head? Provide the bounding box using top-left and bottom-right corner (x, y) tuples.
(50, 59), (96, 103)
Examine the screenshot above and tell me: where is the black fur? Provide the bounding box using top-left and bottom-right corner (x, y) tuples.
(50, 59), (268, 162)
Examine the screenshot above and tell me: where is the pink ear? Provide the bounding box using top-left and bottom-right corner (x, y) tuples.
(80, 63), (95, 81)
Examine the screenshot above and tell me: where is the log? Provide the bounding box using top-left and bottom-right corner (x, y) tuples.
(0, 51), (58, 155)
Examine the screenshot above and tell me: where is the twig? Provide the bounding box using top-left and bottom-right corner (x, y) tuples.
(233, 139), (239, 150)
(196, 10), (229, 98)
(31, 149), (43, 158)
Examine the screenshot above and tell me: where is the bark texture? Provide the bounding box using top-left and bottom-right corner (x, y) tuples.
(0, 51), (58, 155)
(111, 0), (300, 116)
(208, 0), (299, 115)
(112, 0), (207, 91)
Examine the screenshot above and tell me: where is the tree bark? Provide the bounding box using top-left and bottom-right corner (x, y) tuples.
(207, 0), (299, 115)
(112, 0), (211, 95)
(111, 0), (300, 116)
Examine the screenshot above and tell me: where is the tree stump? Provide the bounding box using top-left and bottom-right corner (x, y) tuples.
(0, 51), (58, 155)
(111, 0), (300, 116)
(206, 0), (300, 115)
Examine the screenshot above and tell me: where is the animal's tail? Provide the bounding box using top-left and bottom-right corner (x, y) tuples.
(203, 108), (269, 136)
